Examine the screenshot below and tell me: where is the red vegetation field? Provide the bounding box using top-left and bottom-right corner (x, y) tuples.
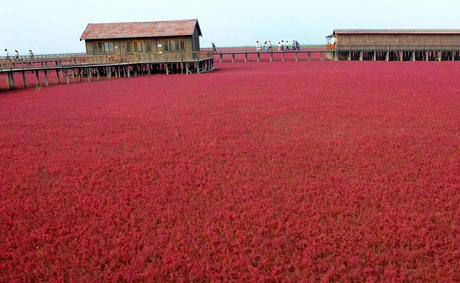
(0, 62), (459, 281)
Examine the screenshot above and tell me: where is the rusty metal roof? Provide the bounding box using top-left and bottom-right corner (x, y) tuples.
(334, 29), (460, 35)
(80, 19), (201, 41)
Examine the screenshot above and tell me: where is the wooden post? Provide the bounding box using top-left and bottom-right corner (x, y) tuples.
(35, 71), (40, 86)
(44, 70), (49, 86)
(385, 51), (389, 62)
(7, 72), (15, 90)
(96, 68), (100, 80)
(231, 53), (235, 63)
(400, 51), (403, 61)
(196, 60), (200, 74)
(56, 69), (60, 84)
(66, 71), (70, 85)
(373, 51), (377, 61)
(166, 64), (170, 75)
(348, 51), (351, 61)
(412, 51), (416, 62)
(22, 71), (27, 88)
(426, 51), (429, 62)
(185, 63), (189, 74)
(219, 54), (223, 63)
(270, 52), (273, 62)
(438, 51), (442, 62)
(244, 53), (248, 63)
(127, 67), (131, 78)
(453, 51), (456, 62)
(359, 51), (363, 61)
(88, 68), (92, 82)
(257, 52), (261, 63)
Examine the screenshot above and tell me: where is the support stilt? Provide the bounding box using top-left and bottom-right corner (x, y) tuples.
(44, 70), (49, 86)
(22, 71), (27, 88)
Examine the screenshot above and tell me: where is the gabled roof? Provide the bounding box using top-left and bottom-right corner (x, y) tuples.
(80, 19), (202, 41)
(333, 29), (460, 35)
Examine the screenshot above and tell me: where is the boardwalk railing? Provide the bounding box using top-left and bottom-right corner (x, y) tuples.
(203, 45), (327, 53)
(0, 53), (86, 61)
(215, 50), (334, 63)
(336, 45), (460, 51)
(0, 51), (215, 90)
(0, 51), (214, 71)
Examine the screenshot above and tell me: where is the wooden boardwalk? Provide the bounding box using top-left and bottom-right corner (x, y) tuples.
(0, 51), (214, 90)
(215, 50), (334, 63)
(215, 48), (460, 62)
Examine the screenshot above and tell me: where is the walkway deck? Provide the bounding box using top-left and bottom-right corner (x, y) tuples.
(0, 52), (214, 90)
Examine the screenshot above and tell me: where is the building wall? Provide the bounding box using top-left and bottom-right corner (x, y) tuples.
(85, 36), (197, 55)
(192, 27), (201, 51)
(337, 34), (460, 49)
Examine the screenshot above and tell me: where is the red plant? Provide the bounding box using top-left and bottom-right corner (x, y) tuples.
(0, 62), (459, 281)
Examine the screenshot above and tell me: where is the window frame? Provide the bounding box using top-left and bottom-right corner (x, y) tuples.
(126, 41), (132, 53)
(97, 42), (104, 54)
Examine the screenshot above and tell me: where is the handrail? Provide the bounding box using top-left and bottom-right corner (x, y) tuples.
(336, 45), (460, 51)
(0, 53), (86, 60)
(215, 50), (332, 55)
(0, 51), (214, 71)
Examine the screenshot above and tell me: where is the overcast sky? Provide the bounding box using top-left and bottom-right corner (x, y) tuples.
(1, 0), (460, 54)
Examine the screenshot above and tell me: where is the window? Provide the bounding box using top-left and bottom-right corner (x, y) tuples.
(146, 40), (152, 52)
(175, 40), (180, 51)
(164, 40), (169, 52)
(157, 42), (163, 53)
(133, 41), (143, 53)
(126, 41), (132, 53)
(104, 42), (114, 54)
(97, 42), (104, 54)
(168, 40), (175, 51)
(179, 39), (185, 51)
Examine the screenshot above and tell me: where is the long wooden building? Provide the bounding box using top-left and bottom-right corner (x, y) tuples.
(331, 29), (460, 61)
(80, 19), (202, 60)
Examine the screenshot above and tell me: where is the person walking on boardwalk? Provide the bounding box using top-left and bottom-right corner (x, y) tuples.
(277, 42), (281, 52)
(268, 41), (272, 52)
(4, 49), (9, 59)
(264, 41), (268, 52)
(211, 43), (217, 54)
(29, 50), (34, 59)
(256, 41), (261, 53)
(281, 40), (285, 52)
(15, 50), (19, 59)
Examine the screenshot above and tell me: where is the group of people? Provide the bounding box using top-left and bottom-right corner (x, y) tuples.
(210, 40), (301, 54)
(4, 49), (34, 59)
(256, 40), (301, 52)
